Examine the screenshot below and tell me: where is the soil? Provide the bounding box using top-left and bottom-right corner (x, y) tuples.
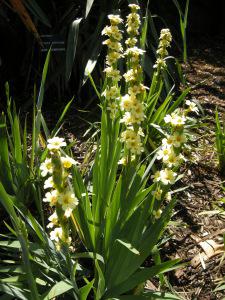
(161, 35), (225, 299)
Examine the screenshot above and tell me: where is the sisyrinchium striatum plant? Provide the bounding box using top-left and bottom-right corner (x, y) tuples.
(38, 5), (199, 299)
(0, 4), (199, 300)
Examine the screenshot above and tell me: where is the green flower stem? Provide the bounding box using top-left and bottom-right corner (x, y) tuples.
(51, 151), (64, 192)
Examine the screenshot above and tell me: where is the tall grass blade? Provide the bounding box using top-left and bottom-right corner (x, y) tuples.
(23, 0), (51, 27)
(35, 49), (51, 153)
(85, 0), (95, 18)
(66, 18), (82, 82)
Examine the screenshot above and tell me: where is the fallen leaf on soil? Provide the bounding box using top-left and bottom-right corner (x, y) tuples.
(175, 268), (185, 279)
(190, 234), (201, 243)
(145, 280), (158, 291)
(191, 239), (224, 268)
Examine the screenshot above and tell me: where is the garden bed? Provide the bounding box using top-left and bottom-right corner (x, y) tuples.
(162, 35), (225, 300)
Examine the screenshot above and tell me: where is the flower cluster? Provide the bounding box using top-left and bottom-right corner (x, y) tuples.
(151, 100), (199, 219)
(41, 137), (79, 250)
(120, 4), (146, 158)
(121, 128), (144, 155)
(153, 28), (172, 71)
(102, 15), (123, 119)
(126, 4), (141, 37)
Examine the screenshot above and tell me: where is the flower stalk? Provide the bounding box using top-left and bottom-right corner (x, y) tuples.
(102, 15), (123, 119)
(41, 137), (79, 250)
(151, 100), (199, 219)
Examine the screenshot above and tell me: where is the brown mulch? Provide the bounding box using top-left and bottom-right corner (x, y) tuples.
(162, 36), (225, 299)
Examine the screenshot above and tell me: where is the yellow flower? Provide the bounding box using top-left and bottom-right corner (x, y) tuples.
(152, 170), (161, 183)
(152, 187), (163, 200)
(157, 146), (172, 161)
(132, 101), (145, 115)
(103, 40), (123, 52)
(159, 168), (177, 185)
(160, 29), (172, 43)
(126, 13), (140, 27)
(164, 112), (186, 127)
(44, 176), (55, 190)
(123, 66), (142, 82)
(102, 25), (122, 40)
(43, 189), (59, 206)
(121, 129), (143, 155)
(121, 129), (137, 142)
(104, 67), (121, 81)
(108, 15), (123, 25)
(130, 111), (145, 124)
(173, 115), (186, 127)
(128, 84), (146, 95)
(156, 47), (168, 57)
(120, 94), (135, 111)
(40, 158), (53, 177)
(47, 211), (58, 228)
(185, 100), (199, 114)
(164, 152), (180, 167)
(166, 192), (172, 201)
(153, 58), (166, 69)
(123, 69), (137, 82)
(106, 51), (122, 65)
(154, 209), (162, 219)
(107, 101), (118, 119)
(127, 140), (143, 155)
(172, 132), (187, 148)
(126, 13), (140, 35)
(162, 136), (174, 147)
(120, 112), (133, 125)
(120, 103), (144, 145)
(50, 227), (63, 242)
(58, 190), (79, 212)
(118, 155), (136, 165)
(61, 156), (77, 169)
(125, 37), (138, 47)
(125, 46), (145, 56)
(102, 86), (120, 99)
(47, 137), (66, 151)
(128, 4), (140, 11)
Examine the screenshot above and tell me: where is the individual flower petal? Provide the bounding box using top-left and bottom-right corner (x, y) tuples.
(64, 208), (73, 218)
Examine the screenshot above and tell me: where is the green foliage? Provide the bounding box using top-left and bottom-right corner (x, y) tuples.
(1, 0), (189, 107)
(0, 5), (194, 299)
(215, 110), (225, 174)
(0, 207), (93, 299)
(172, 0), (190, 63)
